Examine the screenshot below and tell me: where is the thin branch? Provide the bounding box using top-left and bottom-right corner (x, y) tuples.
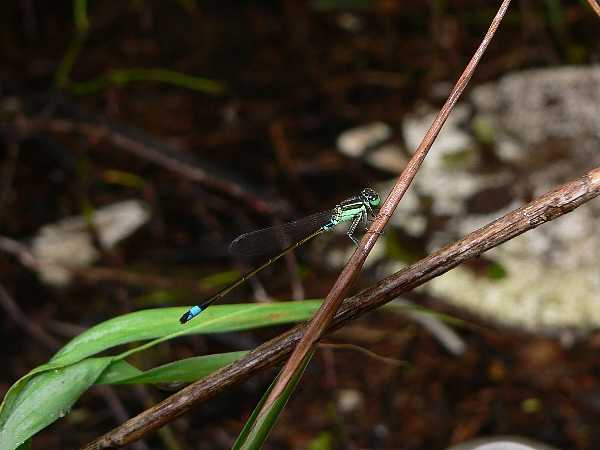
(0, 282), (62, 352)
(2, 117), (285, 216)
(318, 343), (406, 367)
(0, 236), (211, 293)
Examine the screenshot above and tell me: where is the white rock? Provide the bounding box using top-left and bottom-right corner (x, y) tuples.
(29, 199), (151, 286)
(337, 122), (393, 158)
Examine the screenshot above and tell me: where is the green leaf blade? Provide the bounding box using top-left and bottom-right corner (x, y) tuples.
(0, 357), (111, 450)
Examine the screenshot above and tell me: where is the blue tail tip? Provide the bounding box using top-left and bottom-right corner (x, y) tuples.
(180, 306), (202, 324)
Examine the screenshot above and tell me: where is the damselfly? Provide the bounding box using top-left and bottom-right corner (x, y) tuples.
(180, 187), (381, 323)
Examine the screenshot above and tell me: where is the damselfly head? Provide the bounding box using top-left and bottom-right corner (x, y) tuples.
(361, 188), (381, 207)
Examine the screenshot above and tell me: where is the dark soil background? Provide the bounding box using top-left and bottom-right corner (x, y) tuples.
(1, 1), (600, 449)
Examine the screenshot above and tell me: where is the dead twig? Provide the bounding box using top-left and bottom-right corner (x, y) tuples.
(2, 116), (285, 216)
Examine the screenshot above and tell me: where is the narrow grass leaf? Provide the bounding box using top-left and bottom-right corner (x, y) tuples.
(234, 349), (315, 449)
(96, 351), (248, 384)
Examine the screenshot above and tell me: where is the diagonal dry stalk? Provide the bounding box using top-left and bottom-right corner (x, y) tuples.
(588, 0), (600, 17)
(85, 165), (600, 449)
(247, 0), (514, 433)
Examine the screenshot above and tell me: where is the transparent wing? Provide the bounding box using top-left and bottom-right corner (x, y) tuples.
(229, 209), (334, 257)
